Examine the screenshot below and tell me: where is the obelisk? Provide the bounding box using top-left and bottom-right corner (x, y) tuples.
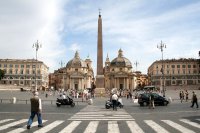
(96, 10), (105, 94)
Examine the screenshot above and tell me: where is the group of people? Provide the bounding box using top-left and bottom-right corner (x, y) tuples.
(179, 90), (189, 102)
(179, 90), (198, 108)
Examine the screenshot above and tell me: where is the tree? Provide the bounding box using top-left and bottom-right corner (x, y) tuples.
(0, 69), (5, 80)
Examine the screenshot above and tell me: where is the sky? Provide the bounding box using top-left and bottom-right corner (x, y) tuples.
(0, 0), (200, 74)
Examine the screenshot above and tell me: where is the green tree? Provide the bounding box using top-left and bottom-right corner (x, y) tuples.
(0, 69), (5, 80)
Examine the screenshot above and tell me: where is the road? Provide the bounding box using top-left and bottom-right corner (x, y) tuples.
(0, 94), (199, 133)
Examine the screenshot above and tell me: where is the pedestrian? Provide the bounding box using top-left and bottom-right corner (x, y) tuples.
(179, 91), (182, 100)
(180, 91), (184, 103)
(191, 91), (198, 108)
(112, 93), (118, 111)
(149, 91), (155, 109)
(27, 91), (43, 129)
(185, 90), (189, 102)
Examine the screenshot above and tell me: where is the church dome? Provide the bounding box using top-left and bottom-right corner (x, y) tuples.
(110, 49), (132, 68)
(66, 51), (87, 68)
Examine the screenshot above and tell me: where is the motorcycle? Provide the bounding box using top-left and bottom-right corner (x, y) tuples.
(105, 98), (123, 109)
(56, 96), (75, 107)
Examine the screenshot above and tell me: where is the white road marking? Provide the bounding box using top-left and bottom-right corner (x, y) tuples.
(162, 120), (195, 133)
(126, 121), (144, 133)
(84, 121), (99, 133)
(59, 121), (81, 133)
(179, 119), (200, 129)
(0, 119), (27, 131)
(108, 121), (120, 133)
(7, 120), (47, 133)
(144, 120), (169, 133)
(68, 118), (135, 121)
(34, 120), (64, 133)
(0, 119), (14, 124)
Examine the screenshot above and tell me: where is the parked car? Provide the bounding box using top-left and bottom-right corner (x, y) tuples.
(138, 93), (169, 106)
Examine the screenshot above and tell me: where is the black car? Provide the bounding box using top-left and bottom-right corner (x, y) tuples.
(138, 93), (169, 106)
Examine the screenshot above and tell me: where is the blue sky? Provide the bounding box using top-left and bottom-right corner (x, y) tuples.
(0, 0), (200, 74)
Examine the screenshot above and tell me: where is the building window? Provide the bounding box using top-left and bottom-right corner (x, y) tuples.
(15, 64), (19, 68)
(26, 65), (30, 68)
(177, 65), (180, 68)
(32, 70), (35, 74)
(9, 64), (13, 68)
(193, 65), (196, 68)
(171, 65), (175, 68)
(120, 68), (122, 71)
(9, 69), (12, 74)
(32, 65), (35, 68)
(167, 71), (169, 74)
(183, 70), (185, 74)
(188, 65), (191, 68)
(4, 69), (7, 74)
(172, 70), (174, 74)
(4, 64), (7, 68)
(21, 65), (24, 68)
(182, 65), (185, 68)
(112, 69), (114, 71)
(37, 70), (40, 74)
(20, 70), (24, 74)
(15, 70), (18, 74)
(178, 70), (180, 74)
(75, 69), (78, 72)
(188, 70), (190, 74)
(167, 65), (169, 68)
(193, 70), (197, 74)
(26, 70), (29, 74)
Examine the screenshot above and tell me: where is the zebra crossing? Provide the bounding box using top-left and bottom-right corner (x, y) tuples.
(0, 118), (199, 133)
(0, 105), (199, 133)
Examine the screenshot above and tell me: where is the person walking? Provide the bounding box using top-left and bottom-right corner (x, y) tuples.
(112, 93), (118, 111)
(149, 91), (155, 109)
(27, 91), (43, 129)
(180, 91), (184, 103)
(191, 91), (198, 108)
(185, 90), (189, 102)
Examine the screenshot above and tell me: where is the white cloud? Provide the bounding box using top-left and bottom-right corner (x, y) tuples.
(69, 43), (81, 52)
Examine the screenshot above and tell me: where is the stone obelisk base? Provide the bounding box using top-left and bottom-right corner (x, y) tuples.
(95, 75), (105, 97)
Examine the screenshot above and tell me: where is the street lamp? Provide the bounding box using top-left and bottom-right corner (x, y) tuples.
(33, 40), (42, 91)
(134, 61), (139, 71)
(157, 40), (166, 97)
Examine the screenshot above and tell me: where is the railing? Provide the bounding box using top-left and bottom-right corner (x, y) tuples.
(0, 98), (87, 105)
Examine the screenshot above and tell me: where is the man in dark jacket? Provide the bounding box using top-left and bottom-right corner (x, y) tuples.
(191, 91), (198, 108)
(27, 91), (43, 129)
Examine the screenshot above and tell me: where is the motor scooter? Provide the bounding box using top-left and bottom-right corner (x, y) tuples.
(105, 98), (123, 109)
(56, 96), (75, 107)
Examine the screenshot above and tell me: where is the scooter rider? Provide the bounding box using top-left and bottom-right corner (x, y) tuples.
(112, 93), (118, 111)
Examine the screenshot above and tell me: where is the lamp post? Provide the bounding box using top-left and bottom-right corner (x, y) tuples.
(134, 61), (139, 71)
(157, 40), (166, 97)
(33, 40), (42, 92)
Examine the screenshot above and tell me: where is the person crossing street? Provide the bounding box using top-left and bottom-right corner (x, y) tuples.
(27, 91), (43, 129)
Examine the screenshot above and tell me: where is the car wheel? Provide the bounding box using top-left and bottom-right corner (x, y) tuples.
(139, 103), (143, 107)
(163, 101), (168, 106)
(143, 102), (148, 106)
(71, 103), (75, 107)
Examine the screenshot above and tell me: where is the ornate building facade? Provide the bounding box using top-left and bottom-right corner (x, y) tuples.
(49, 51), (94, 92)
(148, 58), (200, 88)
(104, 49), (137, 93)
(0, 59), (49, 89)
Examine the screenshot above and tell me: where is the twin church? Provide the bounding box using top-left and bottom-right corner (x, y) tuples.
(50, 13), (138, 94)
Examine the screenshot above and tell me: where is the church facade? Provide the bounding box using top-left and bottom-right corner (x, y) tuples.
(104, 49), (137, 93)
(49, 51), (94, 92)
